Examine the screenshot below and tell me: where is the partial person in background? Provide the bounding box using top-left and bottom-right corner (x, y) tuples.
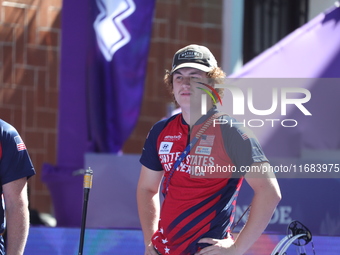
(137, 44), (281, 255)
(0, 119), (36, 255)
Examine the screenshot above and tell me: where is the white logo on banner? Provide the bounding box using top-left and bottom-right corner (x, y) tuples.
(94, 0), (136, 61)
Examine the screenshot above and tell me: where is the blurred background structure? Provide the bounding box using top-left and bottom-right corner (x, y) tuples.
(1, 0), (340, 253)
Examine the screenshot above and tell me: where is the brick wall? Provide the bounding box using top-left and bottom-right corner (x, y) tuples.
(123, 0), (223, 153)
(0, 0), (61, 213)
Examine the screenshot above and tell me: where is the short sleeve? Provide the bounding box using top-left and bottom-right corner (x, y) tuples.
(221, 116), (268, 175)
(0, 120), (36, 185)
(139, 119), (167, 171)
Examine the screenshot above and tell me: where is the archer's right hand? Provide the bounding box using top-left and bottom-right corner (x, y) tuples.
(145, 242), (160, 255)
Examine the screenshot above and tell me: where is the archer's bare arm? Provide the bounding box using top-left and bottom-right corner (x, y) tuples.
(137, 165), (164, 255)
(3, 177), (30, 255)
(234, 162), (281, 254)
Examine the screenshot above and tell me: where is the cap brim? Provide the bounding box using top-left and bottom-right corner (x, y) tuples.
(171, 63), (213, 74)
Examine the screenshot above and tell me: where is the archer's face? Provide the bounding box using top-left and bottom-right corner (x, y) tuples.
(172, 67), (208, 111)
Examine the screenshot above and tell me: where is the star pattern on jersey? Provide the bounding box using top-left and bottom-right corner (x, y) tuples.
(159, 227), (164, 234)
(164, 246), (170, 254)
(162, 238), (168, 244)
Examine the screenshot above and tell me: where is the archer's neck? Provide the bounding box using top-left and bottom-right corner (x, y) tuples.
(181, 104), (214, 128)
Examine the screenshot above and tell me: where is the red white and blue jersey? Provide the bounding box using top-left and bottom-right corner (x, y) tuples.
(0, 120), (35, 236)
(140, 107), (268, 255)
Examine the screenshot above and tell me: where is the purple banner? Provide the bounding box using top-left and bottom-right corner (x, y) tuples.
(42, 0), (155, 227)
(87, 0), (156, 153)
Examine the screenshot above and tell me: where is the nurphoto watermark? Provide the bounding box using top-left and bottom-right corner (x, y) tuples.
(196, 78), (312, 128)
